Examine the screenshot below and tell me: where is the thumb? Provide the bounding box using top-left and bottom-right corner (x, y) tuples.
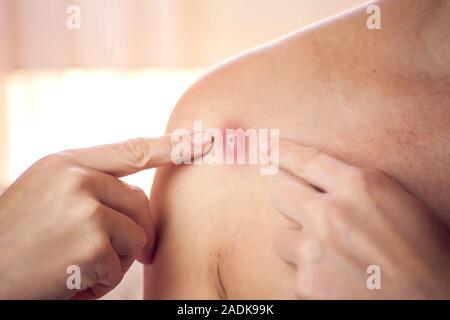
(63, 132), (213, 177)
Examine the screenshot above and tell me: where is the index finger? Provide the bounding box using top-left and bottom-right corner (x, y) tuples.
(62, 132), (213, 177)
(274, 139), (356, 192)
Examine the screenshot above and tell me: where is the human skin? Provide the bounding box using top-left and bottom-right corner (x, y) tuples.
(272, 139), (450, 299)
(145, 0), (450, 299)
(0, 135), (211, 299)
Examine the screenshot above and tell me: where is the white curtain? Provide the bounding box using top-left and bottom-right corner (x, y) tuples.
(0, 0), (364, 69)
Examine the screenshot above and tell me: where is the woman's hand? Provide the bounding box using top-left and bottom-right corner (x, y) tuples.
(0, 134), (211, 299)
(271, 139), (450, 299)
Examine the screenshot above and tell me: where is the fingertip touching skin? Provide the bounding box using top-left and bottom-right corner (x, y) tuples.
(186, 120), (263, 169)
(145, 0), (450, 299)
(202, 120), (276, 171)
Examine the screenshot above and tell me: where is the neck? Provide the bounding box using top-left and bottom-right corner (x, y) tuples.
(418, 1), (450, 77)
(380, 0), (450, 79)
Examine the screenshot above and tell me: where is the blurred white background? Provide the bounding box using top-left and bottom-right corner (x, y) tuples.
(0, 0), (365, 191)
(0, 0), (365, 298)
(3, 69), (203, 192)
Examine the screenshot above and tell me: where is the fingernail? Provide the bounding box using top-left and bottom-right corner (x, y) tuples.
(191, 131), (214, 158)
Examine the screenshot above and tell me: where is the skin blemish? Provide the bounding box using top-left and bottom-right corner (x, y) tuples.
(220, 121), (251, 166)
(200, 119), (278, 175)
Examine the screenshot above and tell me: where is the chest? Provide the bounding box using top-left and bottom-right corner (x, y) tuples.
(276, 79), (450, 222)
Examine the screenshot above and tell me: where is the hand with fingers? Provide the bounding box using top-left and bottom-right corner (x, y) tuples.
(271, 139), (450, 299)
(0, 134), (213, 299)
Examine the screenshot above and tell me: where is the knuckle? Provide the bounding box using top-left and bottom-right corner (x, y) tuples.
(94, 255), (122, 286)
(35, 152), (71, 171)
(119, 138), (151, 168)
(37, 153), (60, 167)
(295, 271), (321, 299)
(65, 167), (93, 190)
(75, 197), (104, 226)
(84, 202), (105, 225)
(98, 252), (122, 284)
(85, 234), (111, 264)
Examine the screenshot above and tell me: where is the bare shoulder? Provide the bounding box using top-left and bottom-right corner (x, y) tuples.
(144, 35), (305, 299)
(144, 3), (450, 299)
(146, 10), (377, 300)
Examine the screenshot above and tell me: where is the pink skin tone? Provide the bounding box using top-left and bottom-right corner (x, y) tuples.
(221, 121), (247, 164)
(196, 121), (253, 167)
(0, 134), (212, 299)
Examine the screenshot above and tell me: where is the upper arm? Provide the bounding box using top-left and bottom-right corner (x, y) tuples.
(143, 66), (239, 299)
(144, 53), (296, 299)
